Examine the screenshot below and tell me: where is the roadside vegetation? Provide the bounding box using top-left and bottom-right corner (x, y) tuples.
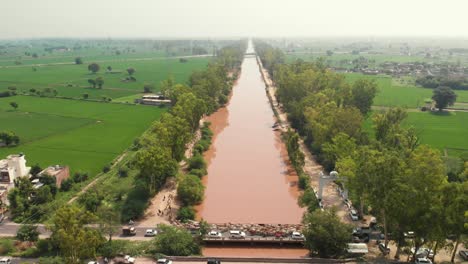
(256, 40), (468, 261)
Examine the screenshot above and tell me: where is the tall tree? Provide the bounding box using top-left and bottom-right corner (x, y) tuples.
(126, 67), (136, 75)
(432, 86), (457, 111)
(50, 206), (104, 264)
(87, 63), (100, 74)
(152, 224), (201, 256)
(302, 209), (352, 257)
(350, 79), (378, 115)
(10, 101), (18, 110)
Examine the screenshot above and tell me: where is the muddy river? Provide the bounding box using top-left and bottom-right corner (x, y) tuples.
(196, 42), (304, 224)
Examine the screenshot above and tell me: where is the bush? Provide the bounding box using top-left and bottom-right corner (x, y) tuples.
(177, 206), (195, 222)
(60, 178), (73, 191)
(103, 165), (111, 173)
(298, 173), (309, 190)
(177, 175), (204, 206)
(188, 169), (206, 178)
(188, 154), (207, 171)
(118, 166), (129, 177)
(0, 239), (14, 255)
(154, 225), (200, 256)
(16, 224), (40, 242)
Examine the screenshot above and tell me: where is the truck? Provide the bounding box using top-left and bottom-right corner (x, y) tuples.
(122, 226), (136, 236)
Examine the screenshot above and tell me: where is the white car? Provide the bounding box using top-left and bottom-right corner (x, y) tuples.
(414, 257), (432, 264)
(291, 231), (305, 240)
(229, 230), (246, 239)
(157, 258), (173, 264)
(0, 258), (10, 264)
(411, 247), (434, 258)
(87, 262), (98, 264)
(207, 230), (222, 238)
(349, 209), (359, 221)
(125, 255), (135, 263)
(145, 229), (157, 237)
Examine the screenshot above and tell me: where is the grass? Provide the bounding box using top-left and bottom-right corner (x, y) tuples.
(0, 96), (166, 176)
(365, 110), (468, 158)
(0, 57), (209, 100)
(344, 73), (468, 107)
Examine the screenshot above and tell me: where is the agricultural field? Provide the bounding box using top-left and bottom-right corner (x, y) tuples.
(344, 73), (468, 107)
(0, 96), (165, 175)
(0, 57), (210, 100)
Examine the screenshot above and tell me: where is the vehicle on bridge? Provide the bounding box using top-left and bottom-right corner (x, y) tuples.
(145, 229), (157, 237)
(207, 230), (222, 238)
(229, 230), (246, 239)
(291, 231), (305, 240)
(0, 258), (10, 264)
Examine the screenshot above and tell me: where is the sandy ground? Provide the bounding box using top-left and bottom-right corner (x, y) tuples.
(137, 121), (203, 227)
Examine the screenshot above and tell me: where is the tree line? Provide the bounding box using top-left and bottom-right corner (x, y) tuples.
(255, 40), (467, 261)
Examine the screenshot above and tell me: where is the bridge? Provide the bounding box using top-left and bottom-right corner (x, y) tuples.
(203, 236), (305, 246)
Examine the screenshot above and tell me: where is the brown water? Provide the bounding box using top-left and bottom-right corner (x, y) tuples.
(202, 246), (309, 258)
(196, 43), (304, 224)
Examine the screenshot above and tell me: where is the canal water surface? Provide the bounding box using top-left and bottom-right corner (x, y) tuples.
(196, 42), (304, 224)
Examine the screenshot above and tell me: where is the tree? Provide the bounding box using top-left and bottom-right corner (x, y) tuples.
(50, 205), (104, 264)
(74, 57), (83, 65)
(143, 84), (153, 93)
(0, 131), (20, 146)
(152, 224), (200, 256)
(432, 86), (457, 111)
(106, 66), (112, 72)
(350, 79), (378, 115)
(87, 79), (96, 88)
(17, 224), (40, 242)
(177, 175), (204, 206)
(126, 67), (135, 75)
(97, 206), (120, 242)
(82, 93), (89, 99)
(10, 102), (18, 110)
(95, 77), (104, 89)
(88, 63), (100, 74)
(30, 163), (42, 176)
(302, 209), (352, 257)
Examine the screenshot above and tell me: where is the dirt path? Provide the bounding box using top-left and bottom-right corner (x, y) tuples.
(136, 121), (203, 227)
(67, 152), (127, 204)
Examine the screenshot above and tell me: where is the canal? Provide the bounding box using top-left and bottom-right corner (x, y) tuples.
(196, 41), (304, 224)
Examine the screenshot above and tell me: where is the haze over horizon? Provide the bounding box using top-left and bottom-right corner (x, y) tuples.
(2, 0), (468, 39)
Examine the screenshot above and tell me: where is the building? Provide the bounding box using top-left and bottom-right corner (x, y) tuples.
(134, 94), (171, 106)
(0, 154), (31, 206)
(0, 154), (31, 185)
(38, 165), (70, 188)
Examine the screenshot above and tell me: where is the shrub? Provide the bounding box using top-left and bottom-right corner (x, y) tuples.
(188, 169), (206, 178)
(177, 206), (195, 222)
(60, 178), (73, 191)
(188, 154), (207, 171)
(0, 238), (14, 255)
(103, 165), (111, 173)
(16, 224), (40, 242)
(118, 166), (129, 177)
(177, 175), (204, 206)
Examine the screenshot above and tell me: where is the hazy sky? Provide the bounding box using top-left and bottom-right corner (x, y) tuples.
(2, 0), (468, 39)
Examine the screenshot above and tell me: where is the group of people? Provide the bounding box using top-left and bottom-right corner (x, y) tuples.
(157, 193), (174, 218)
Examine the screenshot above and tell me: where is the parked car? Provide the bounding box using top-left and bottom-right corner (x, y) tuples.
(349, 209), (359, 221)
(125, 255), (135, 264)
(459, 250), (468, 260)
(207, 259), (221, 264)
(229, 230), (246, 239)
(414, 257), (432, 264)
(87, 262), (98, 264)
(411, 247), (434, 258)
(378, 243), (390, 255)
(207, 230), (222, 238)
(291, 231), (305, 240)
(145, 229), (157, 237)
(157, 258), (172, 264)
(458, 250), (468, 260)
(0, 258), (10, 264)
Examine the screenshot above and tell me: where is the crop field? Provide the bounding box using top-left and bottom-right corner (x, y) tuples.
(0, 57), (210, 100)
(0, 96), (165, 175)
(404, 111), (468, 153)
(344, 73), (468, 107)
(365, 110), (468, 158)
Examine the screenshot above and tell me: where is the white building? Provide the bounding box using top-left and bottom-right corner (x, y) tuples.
(0, 153), (31, 184)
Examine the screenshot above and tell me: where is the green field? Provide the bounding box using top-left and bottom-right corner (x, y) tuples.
(344, 73), (468, 107)
(0, 57), (209, 100)
(0, 96), (165, 175)
(365, 110), (468, 157)
(404, 111), (468, 153)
